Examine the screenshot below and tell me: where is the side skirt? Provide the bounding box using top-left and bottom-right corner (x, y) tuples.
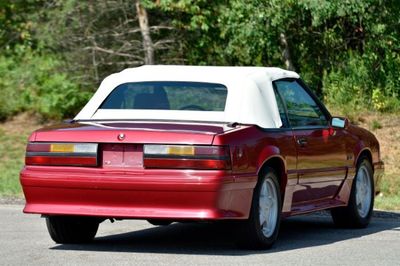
(283, 198), (347, 218)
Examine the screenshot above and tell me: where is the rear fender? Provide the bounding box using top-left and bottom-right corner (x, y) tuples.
(256, 146), (287, 189)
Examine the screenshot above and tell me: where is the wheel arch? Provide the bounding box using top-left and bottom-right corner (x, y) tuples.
(257, 156), (287, 200)
(355, 148), (373, 172)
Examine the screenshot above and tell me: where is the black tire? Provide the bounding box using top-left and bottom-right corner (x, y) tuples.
(331, 157), (374, 228)
(236, 167), (282, 249)
(46, 216), (100, 244)
(147, 219), (173, 226)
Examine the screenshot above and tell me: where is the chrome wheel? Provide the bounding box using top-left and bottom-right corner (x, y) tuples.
(331, 158), (374, 228)
(259, 178), (279, 238)
(236, 168), (281, 249)
(355, 164), (372, 218)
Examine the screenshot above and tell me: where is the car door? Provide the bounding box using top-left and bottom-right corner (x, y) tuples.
(274, 79), (348, 204)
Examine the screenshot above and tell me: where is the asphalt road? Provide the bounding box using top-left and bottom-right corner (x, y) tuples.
(1, 205), (399, 266)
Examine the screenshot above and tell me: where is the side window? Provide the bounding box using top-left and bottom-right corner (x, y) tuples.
(273, 88), (289, 128)
(274, 80), (328, 128)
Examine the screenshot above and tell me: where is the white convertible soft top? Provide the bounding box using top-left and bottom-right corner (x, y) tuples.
(75, 65), (299, 128)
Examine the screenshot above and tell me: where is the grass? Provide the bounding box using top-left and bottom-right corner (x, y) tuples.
(375, 173), (400, 210)
(360, 113), (400, 211)
(0, 111), (399, 210)
(0, 113), (43, 196)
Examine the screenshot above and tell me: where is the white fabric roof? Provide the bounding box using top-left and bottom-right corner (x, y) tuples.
(74, 65), (299, 128)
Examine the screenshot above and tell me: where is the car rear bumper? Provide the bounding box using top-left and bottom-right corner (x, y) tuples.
(20, 166), (256, 220)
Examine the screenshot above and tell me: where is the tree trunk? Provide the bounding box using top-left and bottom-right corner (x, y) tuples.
(135, 1), (154, 65)
(279, 33), (295, 71)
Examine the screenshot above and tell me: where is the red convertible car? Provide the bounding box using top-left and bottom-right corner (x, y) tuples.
(20, 66), (384, 249)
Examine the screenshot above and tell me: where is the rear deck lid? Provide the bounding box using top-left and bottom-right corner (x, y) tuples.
(32, 121), (230, 145)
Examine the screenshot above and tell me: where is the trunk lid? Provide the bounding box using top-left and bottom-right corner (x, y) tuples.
(33, 121), (231, 145)
(28, 121), (242, 169)
(30, 122), (231, 169)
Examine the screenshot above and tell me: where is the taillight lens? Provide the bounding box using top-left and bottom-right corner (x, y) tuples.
(143, 145), (231, 170)
(25, 142), (98, 166)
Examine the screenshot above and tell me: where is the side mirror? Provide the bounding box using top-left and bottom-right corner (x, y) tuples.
(331, 117), (348, 129)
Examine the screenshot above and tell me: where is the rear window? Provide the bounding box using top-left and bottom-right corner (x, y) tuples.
(99, 81), (228, 111)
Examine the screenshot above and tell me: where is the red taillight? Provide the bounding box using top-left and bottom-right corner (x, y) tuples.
(143, 145), (231, 170)
(25, 142), (98, 167)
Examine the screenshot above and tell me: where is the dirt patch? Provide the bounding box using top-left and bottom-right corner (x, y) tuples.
(0, 112), (45, 135)
(357, 113), (400, 194)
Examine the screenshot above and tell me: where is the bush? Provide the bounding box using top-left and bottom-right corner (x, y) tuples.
(32, 72), (91, 120)
(0, 50), (92, 121)
(322, 52), (400, 113)
(323, 53), (372, 110)
(0, 56), (22, 120)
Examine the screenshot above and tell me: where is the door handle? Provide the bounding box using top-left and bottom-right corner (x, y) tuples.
(297, 138), (308, 147)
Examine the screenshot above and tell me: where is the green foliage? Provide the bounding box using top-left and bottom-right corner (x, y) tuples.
(323, 53), (371, 109)
(36, 0), (183, 86)
(0, 0), (46, 52)
(157, 0), (400, 112)
(323, 51), (400, 112)
(36, 72), (91, 120)
(0, 127), (27, 196)
(155, 0), (228, 65)
(0, 49), (91, 120)
(375, 172), (400, 211)
(0, 54), (26, 120)
(1, 0), (400, 122)
(371, 120), (382, 130)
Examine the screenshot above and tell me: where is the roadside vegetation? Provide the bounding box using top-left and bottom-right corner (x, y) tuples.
(327, 107), (400, 210)
(0, 1), (399, 209)
(0, 114), (42, 196)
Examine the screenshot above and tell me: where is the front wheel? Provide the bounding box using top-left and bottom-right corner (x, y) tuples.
(236, 167), (282, 249)
(46, 216), (100, 244)
(331, 157), (374, 228)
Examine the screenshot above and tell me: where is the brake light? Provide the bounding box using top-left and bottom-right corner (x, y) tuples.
(143, 145), (231, 170)
(25, 142), (98, 166)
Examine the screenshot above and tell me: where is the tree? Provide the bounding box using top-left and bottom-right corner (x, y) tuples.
(0, 0), (46, 52)
(136, 0), (154, 64)
(156, 0), (400, 107)
(4, 0), (398, 116)
(38, 0), (180, 85)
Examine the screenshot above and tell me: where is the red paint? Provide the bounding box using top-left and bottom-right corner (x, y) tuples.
(143, 158), (231, 170)
(292, 128), (347, 202)
(25, 156), (97, 167)
(102, 144), (143, 168)
(27, 143), (51, 152)
(20, 121), (384, 220)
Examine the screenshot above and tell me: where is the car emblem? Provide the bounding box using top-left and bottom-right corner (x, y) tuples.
(118, 133), (125, 141)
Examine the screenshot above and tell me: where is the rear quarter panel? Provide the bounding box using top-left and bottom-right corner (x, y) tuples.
(212, 126), (297, 212)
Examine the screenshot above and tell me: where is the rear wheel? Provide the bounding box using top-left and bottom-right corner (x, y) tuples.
(236, 167), (282, 249)
(46, 216), (100, 244)
(331, 157), (374, 228)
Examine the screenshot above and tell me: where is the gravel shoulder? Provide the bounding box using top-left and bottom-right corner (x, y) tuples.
(0, 196), (25, 205)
